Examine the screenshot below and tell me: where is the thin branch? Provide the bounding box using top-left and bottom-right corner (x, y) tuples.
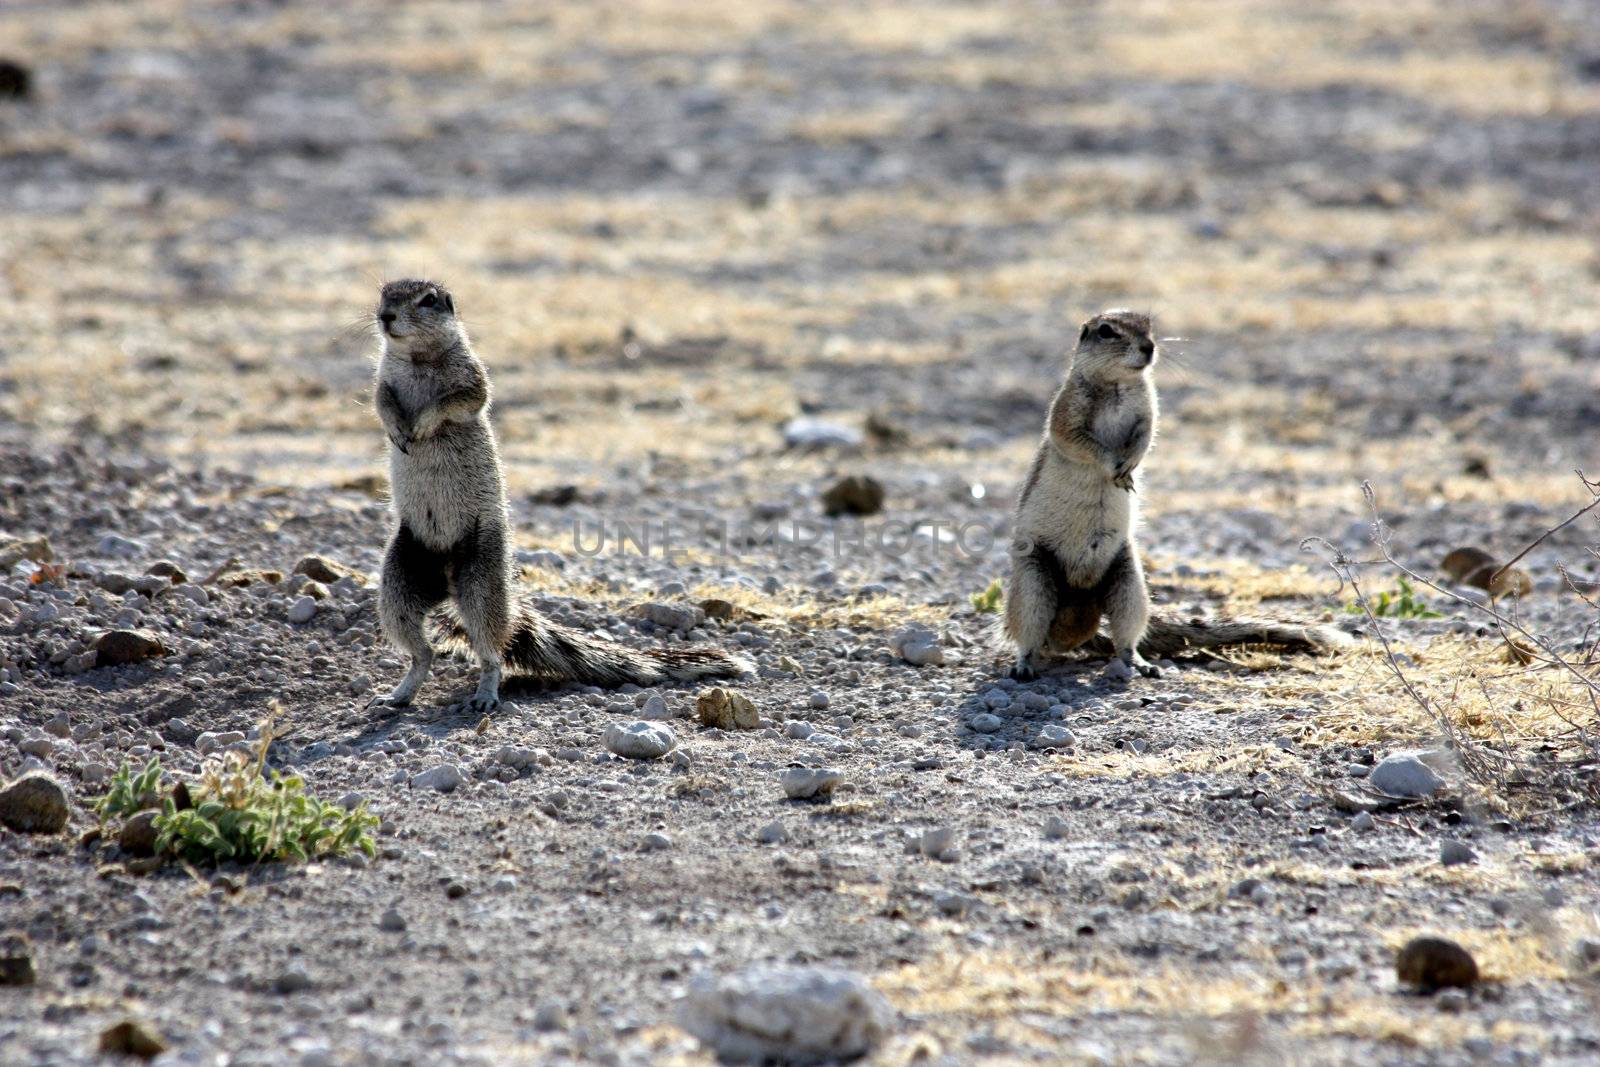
(1489, 481), (1600, 589)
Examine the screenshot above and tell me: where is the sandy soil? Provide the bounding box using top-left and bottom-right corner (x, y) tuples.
(3, 1), (1600, 1063)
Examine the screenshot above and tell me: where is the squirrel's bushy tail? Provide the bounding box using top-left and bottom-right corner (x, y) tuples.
(435, 603), (754, 687)
(1084, 616), (1353, 658)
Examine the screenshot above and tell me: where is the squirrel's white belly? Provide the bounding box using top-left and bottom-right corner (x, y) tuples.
(1015, 453), (1134, 585)
(389, 421), (504, 550)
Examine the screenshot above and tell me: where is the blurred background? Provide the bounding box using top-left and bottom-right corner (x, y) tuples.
(1, 0), (1597, 545)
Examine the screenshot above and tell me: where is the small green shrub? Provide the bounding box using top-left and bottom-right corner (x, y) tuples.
(1347, 576), (1441, 619)
(156, 753), (378, 865)
(94, 730), (378, 866)
(970, 579), (1004, 614)
(94, 758), (163, 821)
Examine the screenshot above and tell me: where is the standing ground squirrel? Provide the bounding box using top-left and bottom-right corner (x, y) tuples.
(366, 279), (752, 713)
(1004, 310), (1348, 679)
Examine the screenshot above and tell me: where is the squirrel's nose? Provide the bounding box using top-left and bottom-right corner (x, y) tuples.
(379, 312), (396, 325)
(1139, 339), (1155, 357)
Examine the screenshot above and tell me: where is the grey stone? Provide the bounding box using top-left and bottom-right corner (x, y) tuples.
(640, 602), (704, 632)
(782, 418), (863, 450)
(195, 730), (245, 756)
(0, 773), (69, 833)
(410, 764), (464, 792)
(287, 596), (317, 624)
(603, 721), (676, 760)
(1032, 725), (1075, 749)
(1440, 839), (1477, 866)
(781, 768), (844, 800)
(639, 694), (675, 720)
(680, 965), (892, 1065)
(1369, 753), (1445, 798)
(970, 714), (1003, 734)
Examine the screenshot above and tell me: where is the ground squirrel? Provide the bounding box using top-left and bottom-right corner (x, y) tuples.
(367, 279), (752, 713)
(1004, 310), (1347, 679)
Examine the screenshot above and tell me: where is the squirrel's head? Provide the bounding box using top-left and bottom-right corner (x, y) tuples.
(1072, 309), (1157, 380)
(376, 279), (463, 361)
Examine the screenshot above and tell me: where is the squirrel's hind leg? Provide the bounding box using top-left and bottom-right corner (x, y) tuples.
(1103, 546), (1160, 678)
(448, 520), (512, 714)
(370, 524), (448, 709)
(1004, 546), (1059, 680)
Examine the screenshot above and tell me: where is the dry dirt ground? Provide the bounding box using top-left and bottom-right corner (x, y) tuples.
(3, 1), (1600, 1064)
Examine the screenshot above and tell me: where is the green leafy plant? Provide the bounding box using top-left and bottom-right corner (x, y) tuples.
(93, 712), (378, 866)
(155, 753), (379, 865)
(94, 758), (163, 821)
(1347, 576), (1441, 619)
(970, 579), (1004, 614)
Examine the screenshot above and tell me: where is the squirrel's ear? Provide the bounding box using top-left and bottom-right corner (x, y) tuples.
(1078, 323), (1089, 343)
(443, 293), (455, 314)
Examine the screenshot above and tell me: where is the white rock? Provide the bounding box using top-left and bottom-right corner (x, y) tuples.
(1350, 811), (1375, 832)
(782, 418), (863, 450)
(757, 821), (789, 844)
(780, 768), (844, 799)
(1033, 725), (1075, 749)
(603, 721), (676, 760)
(890, 625), (945, 667)
(495, 746), (539, 771)
(1043, 815), (1070, 839)
(97, 534), (146, 558)
(287, 596), (317, 624)
(680, 965), (892, 1065)
(1368, 753), (1444, 798)
(919, 826), (957, 859)
(410, 764), (464, 792)
(641, 602), (705, 632)
(969, 713), (1003, 734)
(173, 583), (209, 607)
(195, 730), (245, 756)
(785, 721), (815, 740)
(639, 694), (675, 720)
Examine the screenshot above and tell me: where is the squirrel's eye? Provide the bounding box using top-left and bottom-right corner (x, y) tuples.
(1096, 323), (1118, 340)
(418, 293), (437, 309)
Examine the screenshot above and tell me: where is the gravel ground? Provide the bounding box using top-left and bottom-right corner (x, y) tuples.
(4, 1), (1600, 1064)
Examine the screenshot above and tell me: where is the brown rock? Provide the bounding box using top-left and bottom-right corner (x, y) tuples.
(216, 568), (283, 587)
(697, 687), (760, 731)
(0, 59), (32, 100)
(98, 1020), (168, 1059)
(144, 560), (187, 583)
(699, 598), (738, 622)
(0, 931), (36, 986)
(292, 555), (356, 584)
(0, 773), (69, 833)
(0, 535), (51, 570)
(93, 629), (168, 666)
(118, 811), (161, 857)
(1396, 936), (1479, 991)
(1440, 547), (1496, 582)
(821, 475), (885, 517)
(1440, 547), (1531, 599)
(337, 472), (388, 498)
